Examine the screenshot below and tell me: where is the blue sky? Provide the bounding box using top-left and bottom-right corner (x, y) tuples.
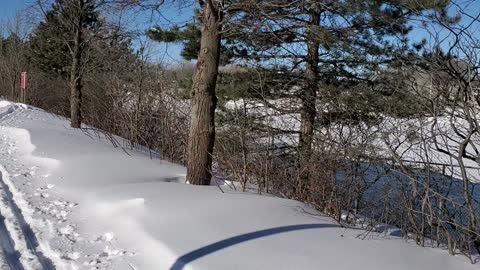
(1, 0), (479, 63)
(118, 4), (193, 64)
(0, 0), (191, 63)
(0, 0), (25, 18)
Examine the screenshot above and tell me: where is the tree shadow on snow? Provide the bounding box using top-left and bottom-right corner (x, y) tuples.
(169, 223), (338, 270)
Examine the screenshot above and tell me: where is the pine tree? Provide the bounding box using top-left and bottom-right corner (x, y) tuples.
(147, 9), (238, 65)
(224, 0), (456, 198)
(147, 0), (455, 187)
(183, 0), (225, 185)
(29, 0), (99, 128)
(29, 9), (70, 77)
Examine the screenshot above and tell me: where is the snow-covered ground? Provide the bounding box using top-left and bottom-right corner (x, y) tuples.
(223, 98), (480, 184)
(0, 100), (477, 270)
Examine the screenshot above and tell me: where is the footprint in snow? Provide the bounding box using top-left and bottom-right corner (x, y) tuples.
(58, 224), (82, 242)
(52, 200), (77, 208)
(22, 171), (34, 177)
(94, 232), (115, 243)
(62, 251), (81, 261)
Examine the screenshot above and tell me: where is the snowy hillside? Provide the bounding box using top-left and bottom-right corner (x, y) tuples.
(0, 100), (477, 270)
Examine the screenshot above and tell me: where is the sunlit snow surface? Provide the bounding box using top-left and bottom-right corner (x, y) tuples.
(0, 100), (477, 270)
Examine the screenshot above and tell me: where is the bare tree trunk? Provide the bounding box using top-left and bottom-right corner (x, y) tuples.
(69, 5), (83, 129)
(186, 0), (223, 185)
(297, 8), (320, 196)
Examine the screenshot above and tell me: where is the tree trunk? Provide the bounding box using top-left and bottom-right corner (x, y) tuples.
(70, 2), (84, 129)
(186, 1), (223, 185)
(297, 8), (320, 196)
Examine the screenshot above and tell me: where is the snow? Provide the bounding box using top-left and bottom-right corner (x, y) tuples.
(0, 100), (477, 269)
(377, 116), (480, 183)
(224, 99), (480, 184)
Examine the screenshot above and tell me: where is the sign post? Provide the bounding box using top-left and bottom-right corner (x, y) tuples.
(20, 71), (26, 103)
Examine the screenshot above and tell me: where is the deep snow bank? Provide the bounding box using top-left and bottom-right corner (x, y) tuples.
(0, 100), (477, 270)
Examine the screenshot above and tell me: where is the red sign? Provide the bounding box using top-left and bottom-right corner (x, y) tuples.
(20, 72), (26, 90)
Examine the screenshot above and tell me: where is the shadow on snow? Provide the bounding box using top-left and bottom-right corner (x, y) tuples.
(169, 223), (338, 270)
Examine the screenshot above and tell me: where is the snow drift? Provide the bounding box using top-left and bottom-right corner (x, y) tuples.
(0, 100), (477, 270)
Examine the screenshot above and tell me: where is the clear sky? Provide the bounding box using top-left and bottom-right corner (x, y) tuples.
(1, 0), (26, 19)
(1, 0), (479, 63)
(0, 0), (191, 64)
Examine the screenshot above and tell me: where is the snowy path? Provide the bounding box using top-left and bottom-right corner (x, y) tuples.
(0, 102), (125, 270)
(0, 171), (55, 270)
(0, 102), (24, 269)
(0, 209), (23, 270)
(0, 102), (55, 270)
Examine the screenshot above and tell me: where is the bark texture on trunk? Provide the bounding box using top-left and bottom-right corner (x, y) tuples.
(69, 2), (84, 129)
(186, 1), (223, 185)
(297, 9), (320, 195)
